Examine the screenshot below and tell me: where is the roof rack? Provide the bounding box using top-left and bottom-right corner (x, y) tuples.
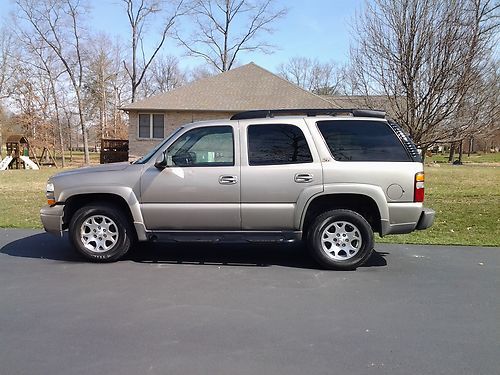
(230, 108), (386, 120)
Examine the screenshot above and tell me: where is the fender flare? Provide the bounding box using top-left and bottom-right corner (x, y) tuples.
(297, 183), (389, 230)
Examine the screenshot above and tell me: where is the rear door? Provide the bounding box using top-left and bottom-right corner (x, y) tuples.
(239, 119), (323, 230)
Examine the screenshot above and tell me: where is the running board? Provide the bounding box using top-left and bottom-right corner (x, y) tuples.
(146, 231), (302, 244)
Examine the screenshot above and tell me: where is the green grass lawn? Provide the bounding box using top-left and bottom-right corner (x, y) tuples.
(0, 168), (57, 228)
(0, 163), (499, 246)
(379, 163), (500, 246)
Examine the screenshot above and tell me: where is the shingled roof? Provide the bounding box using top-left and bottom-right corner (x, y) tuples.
(121, 63), (335, 111)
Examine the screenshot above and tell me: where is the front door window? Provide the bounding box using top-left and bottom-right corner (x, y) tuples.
(166, 126), (234, 167)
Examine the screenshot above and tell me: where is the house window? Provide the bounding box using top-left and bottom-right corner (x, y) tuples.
(138, 114), (164, 139)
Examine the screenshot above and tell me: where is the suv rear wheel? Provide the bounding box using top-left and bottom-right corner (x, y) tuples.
(308, 209), (374, 270)
(69, 204), (133, 262)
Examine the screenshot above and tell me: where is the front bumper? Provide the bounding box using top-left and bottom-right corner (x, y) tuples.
(40, 204), (64, 237)
(416, 207), (435, 230)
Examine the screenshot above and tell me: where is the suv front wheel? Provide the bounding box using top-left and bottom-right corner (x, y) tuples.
(69, 204), (133, 262)
(308, 209), (374, 270)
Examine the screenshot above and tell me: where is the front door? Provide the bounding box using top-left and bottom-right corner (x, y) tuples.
(140, 125), (240, 230)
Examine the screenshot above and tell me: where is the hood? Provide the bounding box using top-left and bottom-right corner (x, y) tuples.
(51, 162), (130, 179)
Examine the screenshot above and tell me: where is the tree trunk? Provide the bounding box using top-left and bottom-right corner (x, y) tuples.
(458, 140), (464, 164)
(67, 117), (73, 162)
(448, 142), (455, 162)
(75, 90), (89, 164)
(49, 79), (65, 168)
(420, 146), (427, 163)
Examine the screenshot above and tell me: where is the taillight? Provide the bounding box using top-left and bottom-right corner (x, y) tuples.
(414, 172), (425, 202)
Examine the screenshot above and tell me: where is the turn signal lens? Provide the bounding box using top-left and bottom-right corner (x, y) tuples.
(414, 172), (425, 202)
(46, 181), (56, 206)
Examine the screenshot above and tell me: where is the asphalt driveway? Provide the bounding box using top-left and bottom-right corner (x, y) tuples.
(0, 229), (498, 375)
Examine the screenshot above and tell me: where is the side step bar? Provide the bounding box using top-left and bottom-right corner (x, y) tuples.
(146, 231), (302, 244)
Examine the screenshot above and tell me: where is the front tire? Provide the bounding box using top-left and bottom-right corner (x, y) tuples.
(69, 204), (133, 262)
(307, 209), (374, 270)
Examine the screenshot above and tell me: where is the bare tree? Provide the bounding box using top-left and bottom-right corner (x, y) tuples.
(177, 0), (287, 72)
(277, 57), (343, 95)
(188, 64), (218, 82)
(0, 27), (18, 156)
(84, 34), (121, 140)
(122, 0), (187, 102)
(141, 54), (186, 96)
(349, 0), (498, 149)
(15, 0), (92, 164)
(14, 24), (69, 166)
(0, 27), (18, 101)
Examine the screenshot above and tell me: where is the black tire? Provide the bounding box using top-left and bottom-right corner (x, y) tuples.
(69, 204), (134, 262)
(307, 209), (374, 270)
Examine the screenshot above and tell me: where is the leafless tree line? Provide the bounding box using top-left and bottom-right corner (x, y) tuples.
(0, 0), (286, 164)
(279, 1), (499, 153)
(277, 57), (344, 95)
(0, 0), (497, 165)
(348, 0), (499, 151)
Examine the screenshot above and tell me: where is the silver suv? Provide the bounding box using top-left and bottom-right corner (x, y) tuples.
(40, 109), (434, 269)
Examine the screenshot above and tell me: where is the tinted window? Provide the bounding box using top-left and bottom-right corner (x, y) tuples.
(248, 124), (313, 165)
(317, 120), (411, 162)
(166, 126), (234, 167)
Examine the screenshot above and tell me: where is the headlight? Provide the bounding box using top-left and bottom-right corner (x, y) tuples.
(46, 181), (56, 205)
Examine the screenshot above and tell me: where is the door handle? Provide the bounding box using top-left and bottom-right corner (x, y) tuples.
(219, 175), (238, 185)
(294, 173), (313, 183)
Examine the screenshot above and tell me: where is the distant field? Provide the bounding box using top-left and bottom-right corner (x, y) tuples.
(427, 152), (500, 164)
(45, 150), (100, 167)
(0, 160), (499, 247)
(0, 148), (100, 168)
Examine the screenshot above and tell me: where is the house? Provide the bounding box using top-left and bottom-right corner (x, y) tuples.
(121, 63), (336, 159)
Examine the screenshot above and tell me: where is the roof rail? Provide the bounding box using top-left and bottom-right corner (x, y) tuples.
(230, 108), (386, 120)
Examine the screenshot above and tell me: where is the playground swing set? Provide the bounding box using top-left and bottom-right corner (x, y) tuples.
(0, 135), (58, 171)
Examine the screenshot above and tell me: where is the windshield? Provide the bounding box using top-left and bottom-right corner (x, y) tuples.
(132, 127), (183, 164)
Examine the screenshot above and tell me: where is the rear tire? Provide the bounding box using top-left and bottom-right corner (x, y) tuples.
(307, 209), (374, 270)
(69, 204), (133, 262)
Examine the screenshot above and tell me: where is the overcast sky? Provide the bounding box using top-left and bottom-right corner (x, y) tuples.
(0, 0), (366, 72)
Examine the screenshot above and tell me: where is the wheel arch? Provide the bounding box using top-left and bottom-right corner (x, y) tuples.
(61, 189), (142, 241)
(301, 192), (386, 236)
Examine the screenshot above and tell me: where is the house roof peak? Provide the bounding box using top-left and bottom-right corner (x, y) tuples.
(121, 63), (335, 112)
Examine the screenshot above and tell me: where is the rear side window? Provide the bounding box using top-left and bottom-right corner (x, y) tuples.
(317, 120), (411, 162)
(248, 124), (313, 165)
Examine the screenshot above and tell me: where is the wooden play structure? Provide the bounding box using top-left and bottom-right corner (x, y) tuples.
(0, 135), (38, 170)
(0, 134), (58, 170)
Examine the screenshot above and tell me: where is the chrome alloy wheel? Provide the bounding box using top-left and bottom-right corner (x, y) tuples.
(321, 221), (363, 260)
(80, 215), (119, 253)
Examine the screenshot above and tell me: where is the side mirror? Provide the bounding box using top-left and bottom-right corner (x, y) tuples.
(154, 152), (167, 169)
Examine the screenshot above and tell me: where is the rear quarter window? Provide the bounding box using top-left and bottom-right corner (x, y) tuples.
(317, 120), (411, 162)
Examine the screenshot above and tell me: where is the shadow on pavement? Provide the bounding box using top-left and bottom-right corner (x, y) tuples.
(0, 232), (388, 270)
